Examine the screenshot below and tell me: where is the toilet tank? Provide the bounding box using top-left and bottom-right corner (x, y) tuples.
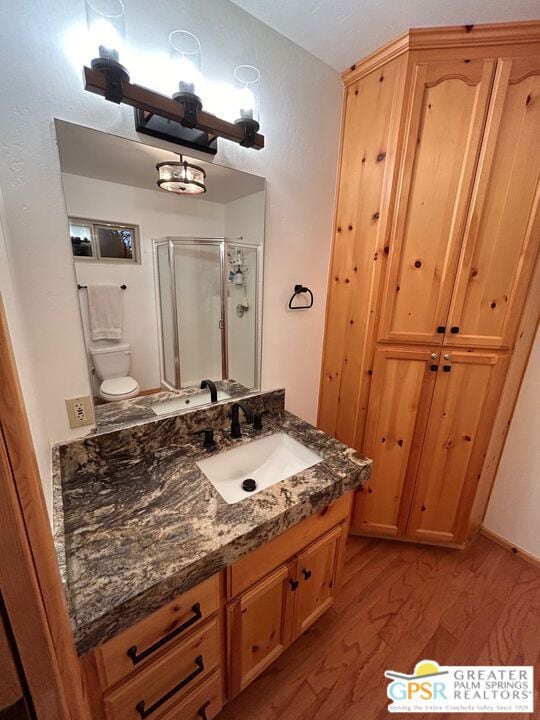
(90, 342), (131, 380)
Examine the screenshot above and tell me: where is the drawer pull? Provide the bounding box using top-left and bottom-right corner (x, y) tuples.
(127, 603), (202, 665)
(135, 655), (204, 719)
(302, 569), (312, 581)
(198, 701), (210, 720)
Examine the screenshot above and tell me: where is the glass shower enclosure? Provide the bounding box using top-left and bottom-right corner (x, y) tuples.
(155, 237), (261, 391)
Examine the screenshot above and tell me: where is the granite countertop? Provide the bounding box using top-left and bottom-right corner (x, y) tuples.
(56, 400), (371, 655)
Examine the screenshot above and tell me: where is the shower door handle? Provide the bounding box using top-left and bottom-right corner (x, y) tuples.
(218, 319), (224, 330)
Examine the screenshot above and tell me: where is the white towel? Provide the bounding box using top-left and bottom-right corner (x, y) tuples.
(87, 285), (123, 341)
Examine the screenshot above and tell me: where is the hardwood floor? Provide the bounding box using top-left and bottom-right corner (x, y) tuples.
(218, 535), (540, 720)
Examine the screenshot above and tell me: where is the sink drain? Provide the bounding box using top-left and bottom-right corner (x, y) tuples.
(242, 478), (257, 492)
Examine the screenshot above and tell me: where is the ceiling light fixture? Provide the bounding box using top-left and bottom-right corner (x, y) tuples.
(156, 155), (206, 195)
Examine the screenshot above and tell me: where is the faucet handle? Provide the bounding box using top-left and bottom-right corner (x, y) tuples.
(253, 411), (267, 431)
(196, 428), (216, 450)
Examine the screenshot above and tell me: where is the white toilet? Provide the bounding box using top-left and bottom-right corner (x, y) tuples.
(90, 342), (140, 402)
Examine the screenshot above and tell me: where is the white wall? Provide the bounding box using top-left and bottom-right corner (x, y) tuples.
(0, 196), (52, 513)
(483, 329), (540, 560)
(0, 0), (341, 510)
(63, 172), (225, 392)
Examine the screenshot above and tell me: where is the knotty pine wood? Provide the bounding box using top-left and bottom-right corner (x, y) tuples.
(353, 347), (438, 537)
(406, 351), (508, 545)
(93, 573), (220, 689)
(378, 57), (495, 345)
(342, 21), (540, 85)
(227, 565), (295, 699)
(445, 55), (540, 349)
(103, 619), (220, 720)
(216, 534), (540, 720)
(293, 525), (343, 638)
(227, 493), (352, 599)
(318, 55), (407, 447)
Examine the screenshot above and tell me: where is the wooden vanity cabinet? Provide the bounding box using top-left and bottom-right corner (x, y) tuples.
(80, 493), (353, 717)
(319, 22), (540, 547)
(227, 524), (347, 699)
(227, 563), (296, 696)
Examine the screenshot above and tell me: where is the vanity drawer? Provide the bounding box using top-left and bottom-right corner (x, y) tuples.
(227, 492), (352, 598)
(95, 574), (220, 689)
(103, 618), (220, 720)
(158, 669), (222, 720)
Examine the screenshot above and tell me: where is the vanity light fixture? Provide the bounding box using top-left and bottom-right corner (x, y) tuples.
(156, 155), (207, 195)
(83, 20), (264, 152)
(85, 0), (129, 104)
(233, 65), (261, 148)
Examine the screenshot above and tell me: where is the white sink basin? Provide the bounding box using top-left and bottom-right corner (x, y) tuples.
(197, 432), (322, 504)
(152, 390), (231, 416)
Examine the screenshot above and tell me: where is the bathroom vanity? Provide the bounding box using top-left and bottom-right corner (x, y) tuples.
(53, 390), (371, 720)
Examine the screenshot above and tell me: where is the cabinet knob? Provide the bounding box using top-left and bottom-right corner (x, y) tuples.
(450, 326), (460, 334)
(302, 568), (312, 581)
(437, 326), (446, 333)
(443, 353), (451, 361)
(430, 353), (438, 360)
(289, 579), (299, 591)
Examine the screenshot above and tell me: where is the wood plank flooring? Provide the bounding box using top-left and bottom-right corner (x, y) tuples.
(217, 535), (540, 720)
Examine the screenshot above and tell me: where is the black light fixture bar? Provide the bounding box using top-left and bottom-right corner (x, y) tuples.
(83, 66), (265, 151)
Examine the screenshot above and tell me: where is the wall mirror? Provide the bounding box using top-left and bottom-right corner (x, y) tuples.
(55, 120), (265, 430)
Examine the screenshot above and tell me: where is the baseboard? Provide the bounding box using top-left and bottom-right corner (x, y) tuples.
(480, 526), (540, 568)
(348, 528), (467, 550)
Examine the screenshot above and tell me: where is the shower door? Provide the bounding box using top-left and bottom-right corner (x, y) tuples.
(155, 239), (226, 390)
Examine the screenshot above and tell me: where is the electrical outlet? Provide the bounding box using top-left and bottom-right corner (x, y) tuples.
(65, 396), (95, 429)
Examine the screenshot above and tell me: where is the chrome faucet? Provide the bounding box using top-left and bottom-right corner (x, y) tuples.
(200, 379), (217, 403)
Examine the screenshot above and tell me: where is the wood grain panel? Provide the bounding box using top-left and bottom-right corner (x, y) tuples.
(379, 59), (495, 344)
(227, 493), (352, 599)
(446, 55), (540, 348)
(103, 619), (220, 720)
(293, 525), (343, 638)
(353, 347), (437, 536)
(318, 55), (406, 444)
(0, 608), (23, 712)
(407, 351), (508, 544)
(227, 565), (295, 698)
(157, 669), (222, 720)
(94, 573), (220, 689)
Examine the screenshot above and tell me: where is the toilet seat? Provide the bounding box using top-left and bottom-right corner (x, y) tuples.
(99, 376), (140, 402)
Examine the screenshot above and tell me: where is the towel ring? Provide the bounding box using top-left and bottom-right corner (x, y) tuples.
(288, 284), (314, 310)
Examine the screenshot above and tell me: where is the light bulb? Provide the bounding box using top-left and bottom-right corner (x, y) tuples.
(85, 0), (125, 62)
(169, 30), (202, 95)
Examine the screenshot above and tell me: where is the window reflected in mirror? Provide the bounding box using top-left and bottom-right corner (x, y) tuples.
(69, 218), (139, 262)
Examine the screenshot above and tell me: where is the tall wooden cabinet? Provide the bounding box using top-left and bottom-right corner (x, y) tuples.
(319, 22), (540, 547)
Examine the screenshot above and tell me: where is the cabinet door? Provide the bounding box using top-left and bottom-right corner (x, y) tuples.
(227, 564), (295, 698)
(446, 56), (540, 348)
(379, 58), (495, 345)
(293, 525), (344, 638)
(352, 347), (438, 536)
(406, 351), (507, 545)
